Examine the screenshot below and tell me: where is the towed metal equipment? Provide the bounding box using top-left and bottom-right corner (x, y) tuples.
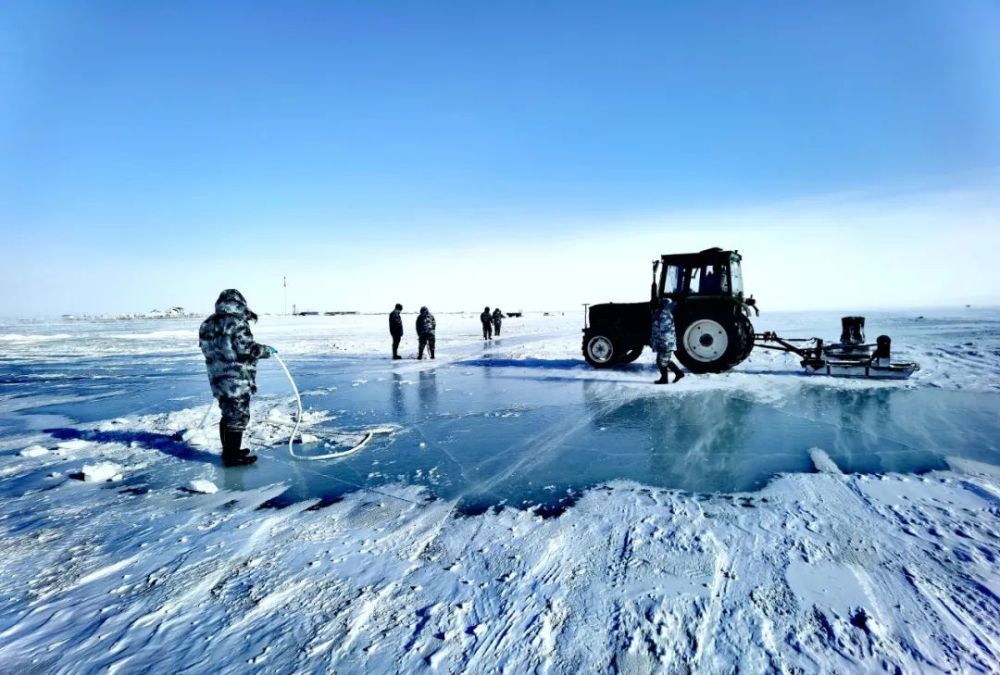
(756, 316), (919, 379)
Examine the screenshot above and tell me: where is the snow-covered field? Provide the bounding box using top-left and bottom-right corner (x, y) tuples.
(1, 309), (998, 672)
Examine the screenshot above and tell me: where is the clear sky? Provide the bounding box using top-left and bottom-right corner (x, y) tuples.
(2, 1), (998, 316)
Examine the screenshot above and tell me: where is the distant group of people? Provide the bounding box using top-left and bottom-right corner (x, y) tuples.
(480, 307), (503, 340)
(389, 304), (504, 358)
(389, 303), (436, 360)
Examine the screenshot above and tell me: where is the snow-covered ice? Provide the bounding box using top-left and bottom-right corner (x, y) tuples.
(18, 444), (48, 458)
(0, 309), (998, 672)
(187, 478), (219, 494)
(79, 461), (124, 482)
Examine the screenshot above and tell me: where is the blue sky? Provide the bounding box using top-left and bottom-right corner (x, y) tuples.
(2, 1), (998, 315)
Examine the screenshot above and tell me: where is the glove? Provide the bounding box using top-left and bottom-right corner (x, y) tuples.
(267, 346), (278, 355)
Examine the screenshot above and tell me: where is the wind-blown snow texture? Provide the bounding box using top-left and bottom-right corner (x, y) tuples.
(1, 310), (998, 673)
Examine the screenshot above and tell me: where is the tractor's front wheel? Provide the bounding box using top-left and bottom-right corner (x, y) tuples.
(583, 332), (618, 368)
(674, 311), (749, 374)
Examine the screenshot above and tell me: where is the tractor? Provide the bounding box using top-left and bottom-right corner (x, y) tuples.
(582, 248), (757, 373)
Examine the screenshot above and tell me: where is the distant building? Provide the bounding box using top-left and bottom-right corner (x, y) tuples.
(143, 307), (194, 319)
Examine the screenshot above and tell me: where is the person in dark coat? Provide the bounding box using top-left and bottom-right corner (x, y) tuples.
(480, 306), (493, 340)
(199, 289), (275, 466)
(389, 303), (404, 359)
(416, 306), (436, 359)
(491, 308), (503, 336)
(651, 297), (684, 384)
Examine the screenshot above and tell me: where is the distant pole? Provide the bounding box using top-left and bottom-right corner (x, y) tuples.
(283, 276), (287, 316)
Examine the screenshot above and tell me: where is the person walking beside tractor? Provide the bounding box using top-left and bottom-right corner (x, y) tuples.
(480, 306), (493, 340)
(389, 303), (404, 359)
(417, 306), (436, 359)
(492, 308), (503, 336)
(652, 296), (685, 384)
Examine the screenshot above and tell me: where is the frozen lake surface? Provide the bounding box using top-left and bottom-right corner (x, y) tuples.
(4, 311), (999, 511)
(1, 309), (998, 672)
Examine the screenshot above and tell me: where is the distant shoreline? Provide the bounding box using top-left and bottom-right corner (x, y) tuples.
(1, 306), (999, 324)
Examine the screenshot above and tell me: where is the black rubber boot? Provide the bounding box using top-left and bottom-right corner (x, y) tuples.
(654, 366), (671, 384)
(221, 428), (257, 466)
(669, 362), (685, 383)
(219, 421), (250, 456)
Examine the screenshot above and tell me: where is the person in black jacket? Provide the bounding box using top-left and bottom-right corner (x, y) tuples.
(389, 303), (403, 359)
(480, 306), (493, 340)
(416, 306), (436, 359)
(199, 289), (275, 466)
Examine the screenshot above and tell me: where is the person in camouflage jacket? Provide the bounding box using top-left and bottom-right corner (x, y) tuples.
(491, 308), (503, 336)
(416, 306), (436, 359)
(199, 289), (274, 465)
(651, 297), (684, 384)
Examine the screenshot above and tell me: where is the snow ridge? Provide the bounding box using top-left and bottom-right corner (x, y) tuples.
(0, 466), (997, 672)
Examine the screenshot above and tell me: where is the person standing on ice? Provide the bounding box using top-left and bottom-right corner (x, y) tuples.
(492, 308), (503, 336)
(199, 289), (276, 466)
(416, 306), (436, 359)
(389, 303), (404, 359)
(651, 297), (685, 384)
(480, 306), (493, 340)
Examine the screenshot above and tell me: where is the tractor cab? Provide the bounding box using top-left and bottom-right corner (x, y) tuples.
(657, 248), (745, 303)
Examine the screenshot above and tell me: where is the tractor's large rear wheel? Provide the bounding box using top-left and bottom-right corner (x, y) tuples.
(736, 314), (755, 362)
(674, 311), (750, 374)
(583, 332), (618, 368)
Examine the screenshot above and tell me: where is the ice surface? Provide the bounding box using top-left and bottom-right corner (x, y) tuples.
(0, 309), (998, 671)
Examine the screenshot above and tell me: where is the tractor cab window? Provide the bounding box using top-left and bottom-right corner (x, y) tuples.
(729, 263), (743, 295)
(699, 264), (722, 294)
(662, 264), (683, 294)
(662, 261), (739, 296)
(689, 267), (702, 294)
(690, 263), (728, 295)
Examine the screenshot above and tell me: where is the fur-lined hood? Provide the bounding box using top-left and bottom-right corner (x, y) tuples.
(214, 289), (257, 321)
